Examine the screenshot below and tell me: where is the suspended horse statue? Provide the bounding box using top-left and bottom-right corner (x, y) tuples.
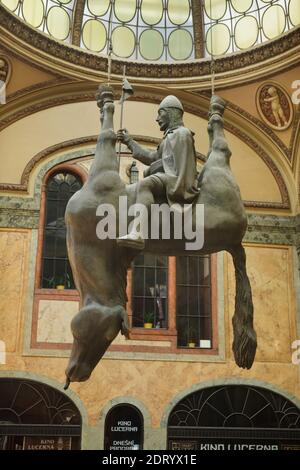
(64, 86), (257, 388)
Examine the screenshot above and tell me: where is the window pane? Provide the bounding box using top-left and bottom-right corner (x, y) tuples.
(111, 26), (135, 58)
(82, 19), (107, 52)
(176, 256), (212, 348)
(262, 5), (286, 39)
(141, 0), (163, 25)
(168, 29), (193, 60)
(1, 0), (18, 11)
(139, 29), (164, 60)
(234, 15), (259, 50)
(22, 0), (44, 28)
(87, 0), (109, 16)
(132, 253), (168, 328)
(206, 23), (231, 56)
(114, 0), (136, 23)
(46, 6), (70, 41)
(231, 0), (253, 13)
(204, 0), (227, 20)
(168, 0), (190, 25)
(289, 0), (300, 26)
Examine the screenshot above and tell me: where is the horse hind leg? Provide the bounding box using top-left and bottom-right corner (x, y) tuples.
(229, 244), (257, 369)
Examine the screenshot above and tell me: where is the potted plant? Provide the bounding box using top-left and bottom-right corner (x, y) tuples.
(187, 328), (197, 348)
(143, 311), (154, 329)
(46, 273), (72, 290)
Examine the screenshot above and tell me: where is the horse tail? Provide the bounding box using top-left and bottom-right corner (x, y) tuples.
(229, 244), (257, 369)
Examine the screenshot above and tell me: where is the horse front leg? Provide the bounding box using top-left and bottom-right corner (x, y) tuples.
(229, 244), (257, 369)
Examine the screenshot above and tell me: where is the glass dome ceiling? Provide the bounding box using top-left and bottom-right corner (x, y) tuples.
(1, 0), (299, 61)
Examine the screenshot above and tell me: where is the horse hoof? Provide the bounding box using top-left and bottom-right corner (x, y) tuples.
(232, 327), (257, 369)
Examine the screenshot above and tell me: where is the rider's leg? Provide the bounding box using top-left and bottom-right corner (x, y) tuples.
(117, 176), (165, 249)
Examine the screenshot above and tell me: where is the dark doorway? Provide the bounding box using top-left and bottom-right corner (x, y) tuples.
(104, 404), (143, 450)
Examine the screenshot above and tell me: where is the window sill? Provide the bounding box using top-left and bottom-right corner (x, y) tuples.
(34, 288), (79, 298)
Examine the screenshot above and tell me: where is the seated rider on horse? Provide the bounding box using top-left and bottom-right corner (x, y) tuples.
(117, 95), (200, 250)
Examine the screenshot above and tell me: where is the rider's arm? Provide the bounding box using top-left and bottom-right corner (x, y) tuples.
(127, 140), (158, 166)
(117, 129), (158, 166)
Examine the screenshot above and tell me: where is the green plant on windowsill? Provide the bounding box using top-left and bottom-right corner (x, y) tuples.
(46, 273), (72, 290)
(143, 311), (154, 328)
(187, 328), (197, 348)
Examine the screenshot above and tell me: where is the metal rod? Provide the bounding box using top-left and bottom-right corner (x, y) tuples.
(117, 65), (127, 172)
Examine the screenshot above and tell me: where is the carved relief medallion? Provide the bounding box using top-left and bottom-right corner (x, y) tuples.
(256, 82), (293, 131)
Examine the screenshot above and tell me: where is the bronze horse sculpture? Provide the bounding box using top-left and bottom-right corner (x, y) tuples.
(64, 86), (257, 388)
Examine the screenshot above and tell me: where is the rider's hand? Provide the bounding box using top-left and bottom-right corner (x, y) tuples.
(117, 129), (132, 145)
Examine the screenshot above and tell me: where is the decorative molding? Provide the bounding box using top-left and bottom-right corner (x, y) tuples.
(0, 5), (299, 85)
(6, 77), (72, 102)
(0, 89), (290, 209)
(291, 105), (300, 168)
(72, 0), (85, 47)
(0, 54), (11, 86)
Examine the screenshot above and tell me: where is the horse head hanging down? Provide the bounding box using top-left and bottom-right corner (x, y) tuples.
(64, 85), (257, 388)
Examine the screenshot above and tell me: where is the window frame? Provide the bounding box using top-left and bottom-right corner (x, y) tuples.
(34, 163), (87, 297)
(126, 254), (218, 355)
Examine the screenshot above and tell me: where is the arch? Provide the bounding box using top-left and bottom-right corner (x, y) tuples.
(0, 370), (88, 423)
(0, 371), (89, 450)
(161, 378), (300, 428)
(162, 379), (300, 450)
(98, 396), (152, 450)
(104, 403), (144, 450)
(36, 163), (85, 290)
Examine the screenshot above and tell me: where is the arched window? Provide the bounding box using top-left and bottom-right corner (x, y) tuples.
(40, 170), (83, 290)
(176, 255), (212, 348)
(0, 378), (82, 450)
(167, 385), (300, 450)
(132, 253), (168, 328)
(130, 252), (215, 352)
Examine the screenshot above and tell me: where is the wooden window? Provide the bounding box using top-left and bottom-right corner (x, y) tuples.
(40, 171), (82, 290)
(129, 253), (216, 351)
(132, 253), (168, 329)
(176, 255), (212, 348)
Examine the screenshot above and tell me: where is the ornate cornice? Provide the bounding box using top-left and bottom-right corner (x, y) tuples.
(6, 77), (72, 101)
(0, 5), (299, 87)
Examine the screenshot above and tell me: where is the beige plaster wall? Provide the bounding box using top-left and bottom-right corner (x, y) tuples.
(220, 66), (299, 147)
(0, 101), (282, 203)
(0, 229), (29, 354)
(6, 56), (57, 95)
(0, 232), (298, 428)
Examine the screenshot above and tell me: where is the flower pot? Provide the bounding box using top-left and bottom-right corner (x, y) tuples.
(56, 285), (65, 290)
(144, 323), (153, 329)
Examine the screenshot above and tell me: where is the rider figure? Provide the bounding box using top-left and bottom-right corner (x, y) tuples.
(117, 95), (200, 249)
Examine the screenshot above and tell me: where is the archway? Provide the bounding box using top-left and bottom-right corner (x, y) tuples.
(104, 404), (144, 450)
(0, 378), (82, 450)
(167, 384), (300, 450)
